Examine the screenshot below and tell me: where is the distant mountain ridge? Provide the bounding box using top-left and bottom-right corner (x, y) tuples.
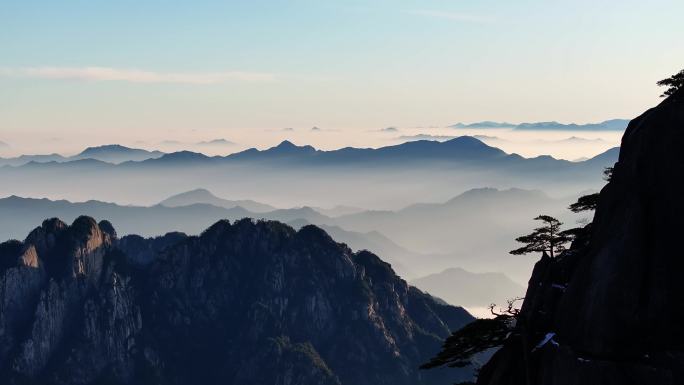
(450, 122), (517, 129)
(411, 268), (526, 310)
(0, 144), (164, 166)
(450, 119), (629, 131)
(196, 138), (235, 146)
(74, 144), (164, 163)
(160, 188), (276, 213)
(0, 186), (584, 285)
(0, 136), (619, 217)
(1, 136), (618, 171)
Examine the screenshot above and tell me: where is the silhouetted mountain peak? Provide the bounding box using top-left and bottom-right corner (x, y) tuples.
(24, 218), (67, 247)
(515, 119), (629, 131)
(443, 135), (495, 148)
(277, 140), (296, 148)
(171, 188), (216, 200)
(450, 121), (517, 129)
(78, 144), (130, 155)
(74, 144), (164, 163)
(268, 140), (317, 154)
(98, 220), (117, 239)
(450, 119), (629, 131)
(375, 136), (507, 161)
(586, 146), (620, 163)
(159, 188), (276, 213)
(354, 249), (398, 282)
(197, 138), (235, 146)
(295, 223), (337, 245)
(155, 150), (211, 162)
(411, 267), (525, 311)
(444, 187), (547, 205)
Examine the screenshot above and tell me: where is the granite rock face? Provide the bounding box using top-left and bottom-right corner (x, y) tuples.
(0, 217), (474, 385)
(477, 88), (684, 384)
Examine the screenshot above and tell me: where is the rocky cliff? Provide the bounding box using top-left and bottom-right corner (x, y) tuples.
(0, 217), (474, 385)
(475, 88), (684, 384)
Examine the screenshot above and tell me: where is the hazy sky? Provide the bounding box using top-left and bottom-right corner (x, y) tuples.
(1, 0), (683, 155)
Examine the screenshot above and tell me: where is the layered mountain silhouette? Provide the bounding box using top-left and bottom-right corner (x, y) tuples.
(411, 268), (525, 311)
(329, 188), (582, 282)
(196, 138), (236, 146)
(0, 136), (618, 214)
(0, 196), (288, 241)
(0, 187), (581, 285)
(0, 217), (474, 384)
(514, 119), (629, 131)
(0, 145), (164, 167)
(285, 219), (419, 279)
(0, 153), (67, 167)
(1, 137), (614, 169)
(450, 122), (518, 129)
(160, 188), (276, 213)
(74, 144), (164, 163)
(450, 119), (629, 131)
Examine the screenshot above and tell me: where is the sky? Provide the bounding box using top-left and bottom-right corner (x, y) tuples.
(1, 0), (683, 156)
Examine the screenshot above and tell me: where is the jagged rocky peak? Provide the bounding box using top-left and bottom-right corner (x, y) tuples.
(268, 140), (317, 154)
(474, 86), (684, 384)
(98, 219), (118, 239)
(117, 230), (188, 266)
(0, 217), (475, 385)
(25, 216), (116, 282)
(23, 217), (68, 256)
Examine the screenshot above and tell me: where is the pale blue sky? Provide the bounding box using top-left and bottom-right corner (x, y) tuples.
(1, 0), (683, 154)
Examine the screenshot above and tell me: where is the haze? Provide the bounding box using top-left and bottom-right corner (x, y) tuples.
(0, 0), (681, 316)
(2, 0), (683, 157)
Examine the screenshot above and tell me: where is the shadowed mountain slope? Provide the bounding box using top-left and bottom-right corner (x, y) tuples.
(0, 187), (583, 284)
(0, 217), (474, 384)
(470, 88), (684, 385)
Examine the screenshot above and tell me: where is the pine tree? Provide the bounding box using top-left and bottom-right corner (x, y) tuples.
(657, 69), (684, 97)
(568, 193), (600, 213)
(510, 215), (571, 258)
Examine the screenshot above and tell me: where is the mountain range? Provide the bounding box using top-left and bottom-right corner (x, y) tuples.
(0, 216), (475, 384)
(0, 137), (619, 208)
(0, 144), (164, 167)
(0, 137), (614, 168)
(160, 188), (276, 213)
(450, 122), (518, 129)
(0, 187), (584, 285)
(411, 268), (526, 315)
(450, 119), (629, 131)
(195, 138), (236, 146)
(0, 189), (536, 311)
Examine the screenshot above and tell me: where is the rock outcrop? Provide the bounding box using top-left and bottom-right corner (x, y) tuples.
(476, 88), (684, 384)
(0, 217), (474, 384)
